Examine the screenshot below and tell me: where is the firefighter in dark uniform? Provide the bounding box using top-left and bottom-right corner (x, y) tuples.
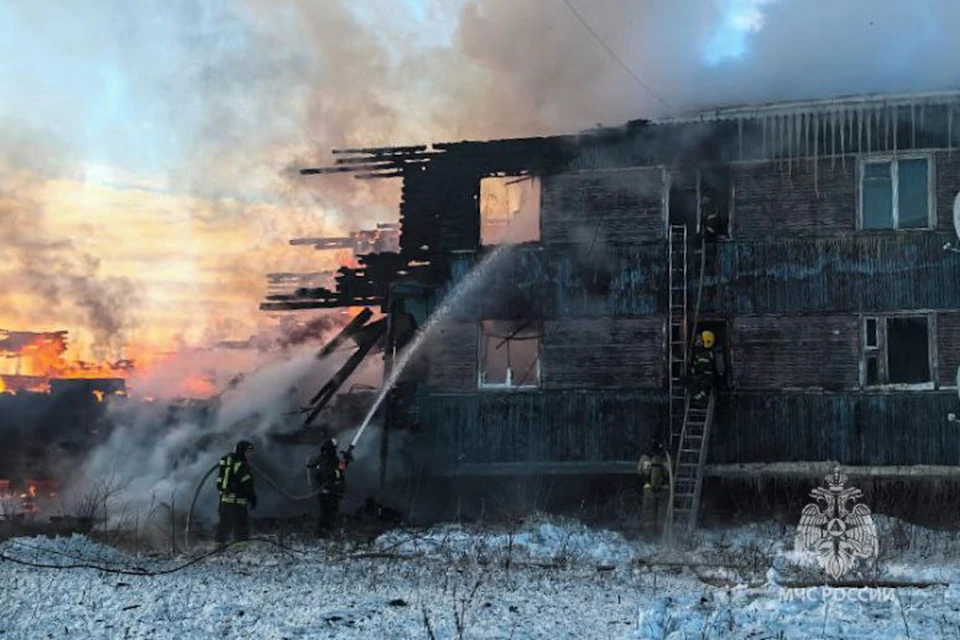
(307, 438), (352, 537)
(700, 193), (727, 242)
(216, 440), (257, 544)
(689, 330), (721, 406)
(637, 440), (668, 533)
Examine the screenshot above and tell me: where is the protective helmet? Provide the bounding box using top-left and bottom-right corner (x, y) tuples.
(321, 437), (338, 454)
(701, 330), (716, 349)
(235, 440), (255, 455)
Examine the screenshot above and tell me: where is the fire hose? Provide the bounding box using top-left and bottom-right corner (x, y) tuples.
(184, 461), (325, 550)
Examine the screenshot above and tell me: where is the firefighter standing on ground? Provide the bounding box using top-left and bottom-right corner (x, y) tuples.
(637, 440), (667, 533)
(215, 440), (258, 544)
(307, 438), (352, 536)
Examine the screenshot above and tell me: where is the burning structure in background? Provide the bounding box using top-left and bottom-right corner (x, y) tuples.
(0, 330), (129, 395)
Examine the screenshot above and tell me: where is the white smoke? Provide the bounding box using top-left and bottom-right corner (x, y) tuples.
(68, 345), (353, 527)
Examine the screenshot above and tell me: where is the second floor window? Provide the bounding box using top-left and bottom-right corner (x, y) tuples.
(860, 156), (931, 230)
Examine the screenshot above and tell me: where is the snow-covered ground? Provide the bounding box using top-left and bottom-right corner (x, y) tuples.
(2, 515), (960, 638)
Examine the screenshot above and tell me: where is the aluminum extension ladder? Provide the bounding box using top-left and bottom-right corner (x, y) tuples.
(667, 224), (688, 449)
(669, 391), (717, 534)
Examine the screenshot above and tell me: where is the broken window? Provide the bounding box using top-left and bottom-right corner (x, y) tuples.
(668, 167), (731, 237)
(861, 157), (931, 230)
(862, 315), (932, 387)
(478, 320), (540, 389)
(479, 176), (541, 245)
(669, 170), (699, 230)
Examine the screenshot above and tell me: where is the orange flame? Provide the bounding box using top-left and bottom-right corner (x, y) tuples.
(0, 330), (217, 399)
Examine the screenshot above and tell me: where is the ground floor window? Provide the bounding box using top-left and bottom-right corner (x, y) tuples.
(862, 314), (933, 387)
(478, 320), (541, 389)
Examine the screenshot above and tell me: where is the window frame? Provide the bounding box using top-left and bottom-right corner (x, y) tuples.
(478, 174), (542, 247)
(860, 313), (936, 390)
(857, 153), (935, 231)
(477, 320), (542, 391)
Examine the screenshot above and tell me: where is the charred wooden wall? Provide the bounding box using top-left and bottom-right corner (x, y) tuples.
(540, 168), (665, 245)
(440, 235), (960, 320)
(425, 391), (666, 466)
(424, 390), (960, 468)
(541, 318), (663, 389)
(702, 234), (960, 314)
(732, 158), (857, 236)
(709, 392), (960, 466)
(730, 316), (859, 390)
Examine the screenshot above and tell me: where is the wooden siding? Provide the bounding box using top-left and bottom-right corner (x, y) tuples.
(710, 391), (960, 466)
(443, 247), (664, 321)
(420, 390), (960, 470)
(541, 318), (663, 390)
(731, 316), (859, 390)
(703, 234), (960, 314)
(425, 391), (665, 465)
(540, 168), (665, 245)
(937, 311), (960, 388)
(732, 158), (856, 238)
(440, 235), (960, 321)
(427, 322), (477, 392)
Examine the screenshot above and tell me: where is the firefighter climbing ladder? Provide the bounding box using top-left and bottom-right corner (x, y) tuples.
(666, 224), (715, 538)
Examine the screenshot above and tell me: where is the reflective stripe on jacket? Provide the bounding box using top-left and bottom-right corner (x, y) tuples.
(217, 453), (254, 504)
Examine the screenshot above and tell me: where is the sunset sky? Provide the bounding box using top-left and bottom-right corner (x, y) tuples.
(1, 0), (956, 361)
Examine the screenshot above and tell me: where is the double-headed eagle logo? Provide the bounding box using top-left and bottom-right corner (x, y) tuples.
(794, 466), (878, 580)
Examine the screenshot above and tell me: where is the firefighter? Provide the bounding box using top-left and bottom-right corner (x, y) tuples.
(689, 329), (720, 406)
(307, 438), (353, 537)
(700, 194), (726, 242)
(637, 440), (667, 533)
(215, 440), (257, 545)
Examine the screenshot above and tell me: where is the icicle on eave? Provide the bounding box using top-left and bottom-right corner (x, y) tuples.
(947, 104), (953, 158)
(830, 109), (837, 170)
(911, 104), (917, 149)
(919, 104), (925, 150)
(813, 111), (820, 197)
(857, 107), (864, 157)
(866, 107), (872, 154)
(737, 117), (744, 161)
(884, 105), (890, 152)
(890, 107), (900, 155)
(840, 108), (847, 170)
(780, 113), (786, 169)
(761, 115), (768, 160)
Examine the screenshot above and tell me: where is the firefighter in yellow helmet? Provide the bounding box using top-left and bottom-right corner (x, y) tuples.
(689, 329), (720, 406)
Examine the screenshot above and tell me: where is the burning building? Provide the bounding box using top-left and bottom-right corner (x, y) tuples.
(265, 90), (960, 530)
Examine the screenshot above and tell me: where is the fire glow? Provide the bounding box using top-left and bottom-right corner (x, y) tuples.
(0, 329), (216, 398)
(0, 479), (56, 517)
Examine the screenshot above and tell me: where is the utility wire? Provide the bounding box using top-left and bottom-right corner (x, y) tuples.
(558, 0), (673, 113)
(0, 538), (304, 577)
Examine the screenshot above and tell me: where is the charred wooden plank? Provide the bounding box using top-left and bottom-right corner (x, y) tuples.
(314, 308), (373, 360)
